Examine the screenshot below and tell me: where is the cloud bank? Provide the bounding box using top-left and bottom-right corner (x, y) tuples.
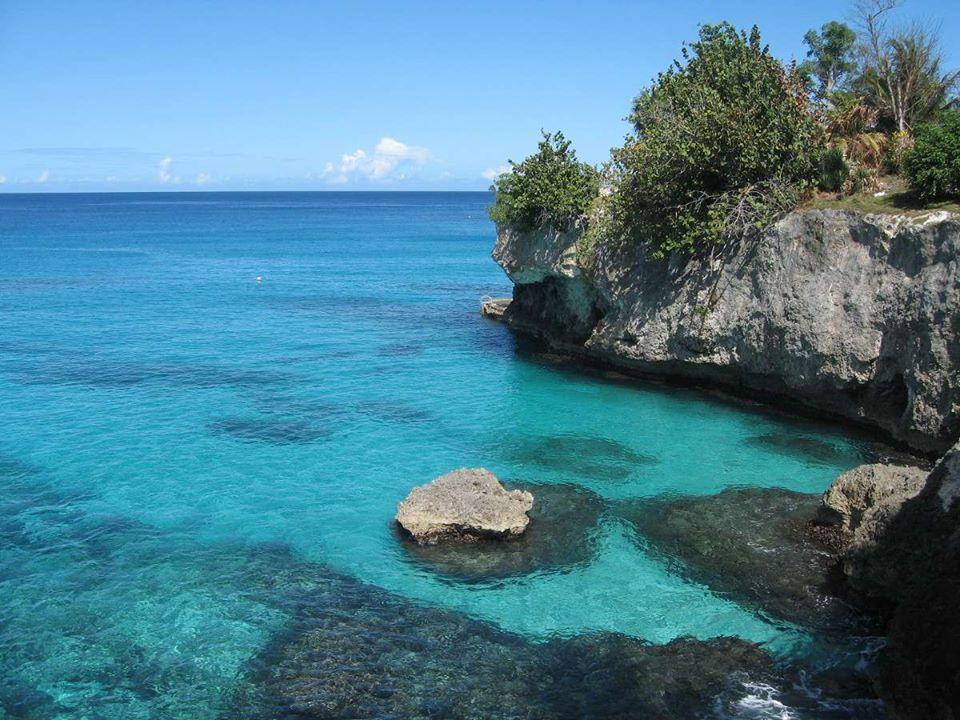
(323, 137), (431, 184)
(481, 164), (511, 181)
(158, 155), (178, 183)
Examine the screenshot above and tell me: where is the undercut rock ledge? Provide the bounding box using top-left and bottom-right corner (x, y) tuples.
(488, 209), (960, 454)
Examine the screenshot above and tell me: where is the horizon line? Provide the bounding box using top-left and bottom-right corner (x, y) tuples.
(0, 188), (496, 196)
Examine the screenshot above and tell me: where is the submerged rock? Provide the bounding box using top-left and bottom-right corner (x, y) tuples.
(208, 416), (332, 444)
(619, 487), (859, 630)
(249, 589), (779, 720)
(491, 209), (960, 454)
(499, 434), (657, 482)
(398, 483), (605, 582)
(395, 468), (534, 545)
(743, 433), (858, 467)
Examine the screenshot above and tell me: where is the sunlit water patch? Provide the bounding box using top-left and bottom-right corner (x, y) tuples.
(0, 192), (896, 717)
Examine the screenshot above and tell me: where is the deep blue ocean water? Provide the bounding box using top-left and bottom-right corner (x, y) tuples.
(0, 192), (889, 718)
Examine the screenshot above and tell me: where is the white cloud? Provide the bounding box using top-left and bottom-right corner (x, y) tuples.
(158, 155), (179, 183)
(0, 174), (6, 185)
(36, 169), (50, 183)
(322, 137), (431, 184)
(481, 164), (511, 181)
(195, 171), (211, 185)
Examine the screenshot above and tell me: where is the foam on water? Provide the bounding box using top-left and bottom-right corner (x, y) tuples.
(0, 192), (891, 717)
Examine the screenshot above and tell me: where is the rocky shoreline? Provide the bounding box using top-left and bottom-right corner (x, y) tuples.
(487, 208), (960, 456)
(485, 207), (960, 718)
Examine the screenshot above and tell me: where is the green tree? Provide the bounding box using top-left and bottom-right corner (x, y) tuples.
(903, 111), (960, 201)
(799, 21), (857, 100)
(488, 131), (599, 232)
(609, 23), (823, 257)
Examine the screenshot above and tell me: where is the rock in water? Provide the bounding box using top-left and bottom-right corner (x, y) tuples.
(827, 443), (960, 719)
(618, 487), (860, 630)
(398, 483), (605, 582)
(395, 468), (534, 545)
(818, 462), (928, 572)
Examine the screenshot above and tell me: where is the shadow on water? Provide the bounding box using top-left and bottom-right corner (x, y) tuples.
(208, 416), (334, 444)
(395, 483), (606, 584)
(506, 331), (926, 466)
(8, 357), (292, 390)
(500, 435), (658, 482)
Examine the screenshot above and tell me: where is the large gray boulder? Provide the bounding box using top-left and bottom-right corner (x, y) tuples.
(492, 209), (960, 453)
(826, 442), (960, 719)
(820, 463), (928, 560)
(395, 468), (534, 545)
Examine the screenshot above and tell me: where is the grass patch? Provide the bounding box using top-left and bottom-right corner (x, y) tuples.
(806, 176), (960, 216)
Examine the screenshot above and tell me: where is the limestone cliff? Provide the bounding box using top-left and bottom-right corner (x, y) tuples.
(491, 209), (960, 454)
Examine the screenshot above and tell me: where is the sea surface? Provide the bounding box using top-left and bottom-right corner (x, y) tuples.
(0, 192), (891, 718)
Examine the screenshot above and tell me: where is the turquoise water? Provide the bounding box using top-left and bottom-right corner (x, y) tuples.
(1, 192), (885, 718)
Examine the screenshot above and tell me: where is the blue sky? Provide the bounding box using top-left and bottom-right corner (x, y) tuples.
(2, 0), (958, 192)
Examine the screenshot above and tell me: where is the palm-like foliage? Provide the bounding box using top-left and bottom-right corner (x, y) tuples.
(855, 0), (960, 131)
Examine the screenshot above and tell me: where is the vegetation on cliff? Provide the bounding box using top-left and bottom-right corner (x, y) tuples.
(489, 0), (959, 256)
(608, 23), (822, 256)
(488, 131), (599, 233)
(903, 111), (960, 202)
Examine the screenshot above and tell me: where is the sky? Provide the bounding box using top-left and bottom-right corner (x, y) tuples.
(2, 0), (958, 192)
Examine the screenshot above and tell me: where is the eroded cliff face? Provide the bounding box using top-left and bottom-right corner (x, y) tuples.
(493, 209), (960, 454)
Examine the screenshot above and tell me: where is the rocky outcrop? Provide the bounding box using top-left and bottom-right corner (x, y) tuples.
(818, 463), (928, 586)
(821, 463), (929, 533)
(815, 446), (960, 718)
(399, 483), (605, 582)
(395, 468), (534, 545)
(490, 209), (960, 454)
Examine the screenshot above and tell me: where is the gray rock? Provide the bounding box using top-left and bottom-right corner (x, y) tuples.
(819, 463), (928, 566)
(491, 209), (960, 454)
(395, 468), (534, 545)
(831, 441), (960, 719)
(398, 483), (605, 582)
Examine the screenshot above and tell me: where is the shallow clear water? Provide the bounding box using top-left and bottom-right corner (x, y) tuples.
(0, 192), (888, 718)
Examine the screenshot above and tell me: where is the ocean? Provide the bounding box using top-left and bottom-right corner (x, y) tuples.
(0, 192), (887, 718)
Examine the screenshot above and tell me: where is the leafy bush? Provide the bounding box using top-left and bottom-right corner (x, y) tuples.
(903, 111), (960, 201)
(609, 23), (824, 256)
(817, 147), (850, 191)
(488, 131), (599, 232)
